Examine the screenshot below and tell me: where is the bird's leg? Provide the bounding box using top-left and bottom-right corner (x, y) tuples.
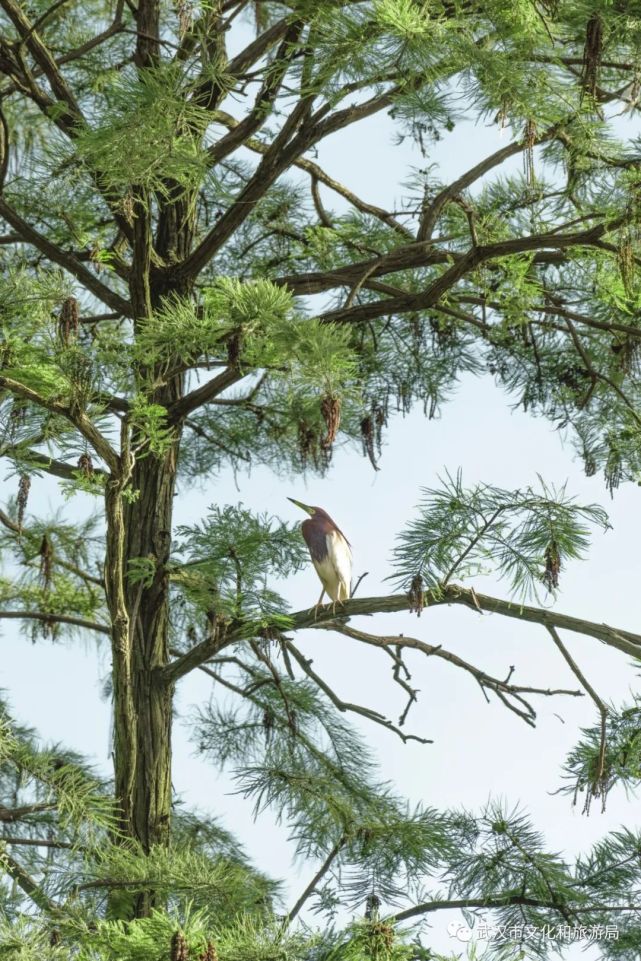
(331, 595), (347, 616)
(312, 588), (325, 620)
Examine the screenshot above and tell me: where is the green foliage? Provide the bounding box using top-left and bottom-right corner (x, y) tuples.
(72, 64), (216, 197)
(1, 908), (318, 961)
(81, 841), (280, 918)
(195, 674), (455, 910)
(173, 506), (307, 622)
(390, 471), (610, 599)
(562, 694), (641, 812)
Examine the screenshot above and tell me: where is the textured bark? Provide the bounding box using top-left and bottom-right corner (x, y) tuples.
(123, 438), (178, 855)
(105, 183), (193, 913)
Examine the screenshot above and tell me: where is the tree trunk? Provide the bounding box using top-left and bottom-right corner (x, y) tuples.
(105, 234), (191, 913)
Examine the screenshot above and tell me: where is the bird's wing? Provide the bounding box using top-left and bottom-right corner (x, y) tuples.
(326, 530), (352, 596)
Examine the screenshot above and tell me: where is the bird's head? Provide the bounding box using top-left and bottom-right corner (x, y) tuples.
(287, 497), (327, 519)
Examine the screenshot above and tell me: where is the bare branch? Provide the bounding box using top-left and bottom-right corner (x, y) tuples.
(0, 610), (110, 634)
(281, 637), (433, 744)
(1, 834), (73, 849)
(285, 836), (346, 924)
(0, 803), (56, 822)
(325, 622), (582, 727)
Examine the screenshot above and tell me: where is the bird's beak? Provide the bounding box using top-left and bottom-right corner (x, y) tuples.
(287, 497), (314, 516)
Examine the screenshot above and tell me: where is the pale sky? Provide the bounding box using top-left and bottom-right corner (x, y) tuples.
(2, 21), (641, 959)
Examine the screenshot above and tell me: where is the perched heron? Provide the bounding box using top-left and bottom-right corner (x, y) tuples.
(288, 498), (352, 612)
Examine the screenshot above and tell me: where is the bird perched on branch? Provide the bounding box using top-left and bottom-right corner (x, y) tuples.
(288, 498), (352, 612)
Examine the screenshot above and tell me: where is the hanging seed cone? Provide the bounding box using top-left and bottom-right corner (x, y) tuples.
(227, 327), (244, 366)
(58, 297), (79, 346)
(297, 421), (317, 469)
(408, 574), (425, 616)
(171, 931), (189, 961)
(78, 452), (94, 478)
(262, 706), (275, 742)
(543, 541), (561, 591)
(365, 893), (381, 920)
(618, 236), (635, 296)
(17, 474), (30, 531)
(581, 14), (603, 100)
(523, 119), (537, 186)
(199, 942), (218, 961)
(360, 415), (379, 470)
(320, 394), (341, 449)
(605, 447), (623, 493)
(39, 534), (54, 591)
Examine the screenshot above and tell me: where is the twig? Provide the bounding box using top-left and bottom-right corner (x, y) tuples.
(281, 638), (432, 745)
(284, 835), (346, 923)
(547, 625), (609, 807)
(327, 623), (583, 728)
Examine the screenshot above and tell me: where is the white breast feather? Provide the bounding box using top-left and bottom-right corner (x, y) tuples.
(311, 530), (352, 602)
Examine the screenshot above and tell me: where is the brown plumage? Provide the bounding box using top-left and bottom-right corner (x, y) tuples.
(288, 498), (352, 608)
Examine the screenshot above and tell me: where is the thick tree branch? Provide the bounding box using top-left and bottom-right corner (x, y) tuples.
(0, 0), (83, 127)
(288, 587), (641, 661)
(176, 96), (316, 280)
(207, 22), (304, 167)
(162, 624), (228, 684)
(0, 803), (56, 822)
(168, 368), (245, 421)
(0, 444), (108, 482)
(389, 895), (641, 924)
(318, 219), (625, 325)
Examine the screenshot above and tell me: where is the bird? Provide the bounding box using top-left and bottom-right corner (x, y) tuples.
(288, 498), (352, 613)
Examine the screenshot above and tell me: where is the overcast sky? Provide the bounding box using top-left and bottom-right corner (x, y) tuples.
(2, 21), (641, 959)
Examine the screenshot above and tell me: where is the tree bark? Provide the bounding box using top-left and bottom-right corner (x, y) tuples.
(105, 203), (193, 911)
